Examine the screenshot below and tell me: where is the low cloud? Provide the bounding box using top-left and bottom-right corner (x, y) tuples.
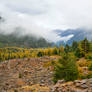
(0, 0), (92, 42)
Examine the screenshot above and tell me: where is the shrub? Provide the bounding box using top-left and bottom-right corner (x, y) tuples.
(78, 67), (83, 74)
(77, 59), (88, 67)
(75, 48), (85, 58)
(19, 73), (22, 78)
(85, 54), (92, 60)
(37, 51), (43, 57)
(53, 54), (79, 83)
(79, 71), (92, 79)
(79, 73), (92, 79)
(79, 74), (87, 79)
(88, 63), (92, 71)
(87, 73), (92, 79)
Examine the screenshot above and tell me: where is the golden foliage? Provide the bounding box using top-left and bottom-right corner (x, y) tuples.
(0, 46), (64, 61)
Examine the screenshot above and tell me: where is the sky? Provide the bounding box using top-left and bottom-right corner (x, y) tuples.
(0, 0), (92, 42)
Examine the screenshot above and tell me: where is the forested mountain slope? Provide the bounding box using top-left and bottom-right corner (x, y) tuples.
(0, 32), (51, 48)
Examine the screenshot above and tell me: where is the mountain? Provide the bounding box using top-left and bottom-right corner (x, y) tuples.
(0, 16), (52, 48)
(55, 29), (92, 46)
(0, 31), (51, 48)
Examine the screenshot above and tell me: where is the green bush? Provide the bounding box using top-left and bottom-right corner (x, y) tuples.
(79, 74), (87, 79)
(53, 54), (79, 83)
(79, 73), (92, 79)
(86, 55), (92, 60)
(79, 74), (92, 79)
(87, 74), (92, 79)
(19, 73), (22, 78)
(37, 51), (43, 57)
(88, 63), (92, 71)
(75, 48), (85, 58)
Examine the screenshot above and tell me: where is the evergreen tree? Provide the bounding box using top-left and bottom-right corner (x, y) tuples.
(81, 38), (90, 53)
(37, 51), (43, 57)
(64, 44), (70, 53)
(72, 41), (78, 51)
(75, 48), (85, 58)
(53, 54), (79, 83)
(53, 47), (58, 55)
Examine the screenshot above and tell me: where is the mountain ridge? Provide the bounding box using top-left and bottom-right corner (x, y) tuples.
(55, 29), (92, 46)
(0, 31), (51, 48)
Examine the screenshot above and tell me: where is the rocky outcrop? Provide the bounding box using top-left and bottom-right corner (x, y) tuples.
(51, 79), (92, 92)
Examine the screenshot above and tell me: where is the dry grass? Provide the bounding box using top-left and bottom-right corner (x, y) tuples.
(77, 58), (91, 67)
(18, 84), (50, 92)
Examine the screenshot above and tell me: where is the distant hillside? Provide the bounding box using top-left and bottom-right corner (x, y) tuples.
(0, 32), (51, 48)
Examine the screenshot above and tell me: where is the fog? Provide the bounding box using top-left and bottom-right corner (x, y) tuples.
(0, 0), (92, 42)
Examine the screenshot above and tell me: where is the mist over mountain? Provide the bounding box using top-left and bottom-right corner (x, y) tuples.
(0, 31), (52, 48)
(0, 0), (92, 44)
(0, 15), (92, 47)
(0, 16), (52, 48)
(55, 29), (92, 46)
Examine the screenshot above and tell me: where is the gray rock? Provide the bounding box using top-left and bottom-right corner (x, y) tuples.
(74, 80), (81, 83)
(57, 80), (65, 84)
(80, 84), (88, 89)
(40, 84), (45, 86)
(88, 78), (92, 84)
(75, 83), (81, 87)
(81, 79), (87, 84)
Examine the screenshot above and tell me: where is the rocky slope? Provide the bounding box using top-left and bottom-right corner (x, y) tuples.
(0, 57), (92, 92)
(0, 57), (57, 92)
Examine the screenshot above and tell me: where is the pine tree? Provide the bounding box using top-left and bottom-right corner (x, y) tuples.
(53, 54), (79, 83)
(75, 48), (85, 58)
(64, 44), (70, 53)
(53, 47), (58, 55)
(81, 38), (90, 53)
(37, 51), (43, 57)
(72, 41), (78, 51)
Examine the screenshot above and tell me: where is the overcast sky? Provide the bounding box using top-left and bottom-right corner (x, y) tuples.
(0, 0), (92, 42)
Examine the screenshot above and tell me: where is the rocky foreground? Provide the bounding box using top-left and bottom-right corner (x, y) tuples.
(0, 57), (92, 92)
(0, 57), (55, 92)
(51, 79), (92, 92)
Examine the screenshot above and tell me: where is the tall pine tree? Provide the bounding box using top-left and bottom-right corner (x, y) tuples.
(81, 38), (90, 53)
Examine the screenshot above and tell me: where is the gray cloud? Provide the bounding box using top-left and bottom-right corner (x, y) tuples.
(0, 0), (92, 42)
